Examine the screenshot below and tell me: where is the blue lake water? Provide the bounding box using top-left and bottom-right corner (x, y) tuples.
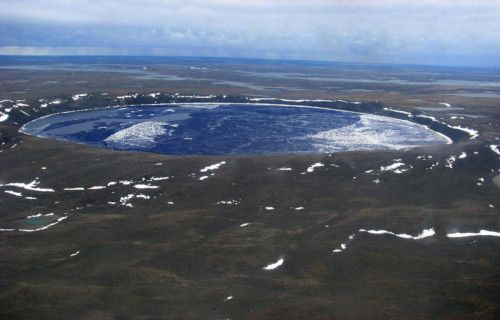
(21, 103), (450, 155)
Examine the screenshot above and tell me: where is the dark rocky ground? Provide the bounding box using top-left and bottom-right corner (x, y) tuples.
(0, 57), (499, 319)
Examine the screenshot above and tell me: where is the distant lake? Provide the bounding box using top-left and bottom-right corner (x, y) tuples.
(21, 103), (450, 155)
(446, 92), (500, 99)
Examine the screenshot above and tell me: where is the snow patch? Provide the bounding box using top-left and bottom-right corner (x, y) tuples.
(447, 230), (500, 238)
(5, 190), (22, 197)
(0, 111), (8, 122)
(119, 194), (138, 207)
(306, 163), (324, 173)
(332, 234), (357, 253)
(217, 200), (240, 205)
(360, 228), (435, 240)
(133, 184), (159, 189)
(449, 125), (479, 139)
(148, 176), (170, 181)
(200, 161), (226, 172)
(88, 186), (106, 190)
(72, 93), (88, 101)
(383, 107), (413, 117)
(6, 179), (55, 192)
(380, 162), (411, 174)
(490, 145), (500, 156)
(263, 258), (284, 270)
(117, 93), (139, 100)
(445, 156), (456, 168)
(380, 162), (405, 172)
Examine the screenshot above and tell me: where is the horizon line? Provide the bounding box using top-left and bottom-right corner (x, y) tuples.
(0, 54), (497, 70)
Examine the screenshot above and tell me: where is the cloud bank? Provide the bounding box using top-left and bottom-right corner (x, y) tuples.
(1, 0), (499, 67)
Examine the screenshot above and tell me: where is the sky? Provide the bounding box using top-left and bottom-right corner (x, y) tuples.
(1, 0), (499, 67)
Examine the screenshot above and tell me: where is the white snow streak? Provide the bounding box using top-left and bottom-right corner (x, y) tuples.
(447, 230), (500, 238)
(263, 258), (284, 270)
(490, 145), (500, 156)
(133, 184), (159, 189)
(360, 228), (436, 240)
(6, 179), (55, 192)
(5, 190), (22, 197)
(306, 163), (324, 173)
(200, 161), (226, 172)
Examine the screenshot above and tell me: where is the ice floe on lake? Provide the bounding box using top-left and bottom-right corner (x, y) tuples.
(104, 121), (169, 150)
(308, 114), (450, 153)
